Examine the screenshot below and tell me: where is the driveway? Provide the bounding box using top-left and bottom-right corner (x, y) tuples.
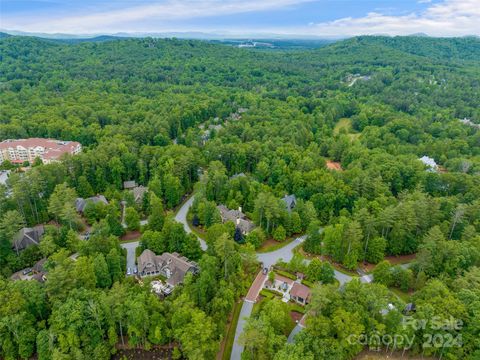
(245, 271), (267, 302)
(174, 196), (207, 251)
(231, 301), (254, 360)
(121, 241), (139, 275)
(287, 314), (306, 343)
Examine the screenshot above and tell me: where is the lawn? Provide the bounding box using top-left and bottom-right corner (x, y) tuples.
(186, 217), (207, 240)
(256, 236), (296, 253)
(274, 269), (298, 280)
(390, 287), (411, 302)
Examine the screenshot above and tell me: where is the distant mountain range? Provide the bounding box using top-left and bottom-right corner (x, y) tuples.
(1, 29), (478, 50)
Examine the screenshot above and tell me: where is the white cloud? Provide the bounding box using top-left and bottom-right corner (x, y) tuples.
(302, 0), (480, 37)
(2, 0), (479, 37)
(2, 0), (313, 33)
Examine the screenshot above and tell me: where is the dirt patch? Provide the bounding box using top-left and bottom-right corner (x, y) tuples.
(121, 231), (142, 241)
(326, 160), (343, 171)
(290, 311), (303, 323)
(360, 254), (416, 272)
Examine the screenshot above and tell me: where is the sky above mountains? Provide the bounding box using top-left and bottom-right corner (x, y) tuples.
(1, 0), (479, 37)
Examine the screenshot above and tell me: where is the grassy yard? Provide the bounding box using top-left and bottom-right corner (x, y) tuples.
(186, 217), (207, 240)
(390, 287), (411, 302)
(256, 235), (297, 253)
(274, 269), (298, 280)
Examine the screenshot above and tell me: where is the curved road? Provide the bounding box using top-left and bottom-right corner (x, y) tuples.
(174, 196), (208, 251)
(127, 195), (354, 358)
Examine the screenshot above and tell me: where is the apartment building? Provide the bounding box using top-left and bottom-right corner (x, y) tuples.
(0, 138), (82, 164)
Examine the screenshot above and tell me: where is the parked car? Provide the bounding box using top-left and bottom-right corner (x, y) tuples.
(22, 268), (31, 275)
(133, 266), (138, 274)
(127, 268), (131, 275)
(262, 267), (268, 275)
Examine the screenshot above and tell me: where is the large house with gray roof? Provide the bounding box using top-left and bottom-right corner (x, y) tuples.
(217, 205), (255, 235)
(137, 249), (199, 287)
(75, 195), (108, 213)
(13, 225), (45, 252)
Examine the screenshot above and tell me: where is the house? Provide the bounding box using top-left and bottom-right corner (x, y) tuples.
(235, 218), (256, 235)
(290, 282), (311, 305)
(264, 273), (312, 305)
(137, 249), (199, 287)
(217, 205), (255, 235)
(13, 225), (45, 252)
(123, 180), (137, 190)
(264, 274), (295, 299)
(419, 156), (438, 172)
(75, 195), (108, 213)
(32, 258), (47, 282)
(281, 194), (297, 212)
(123, 180), (148, 203)
(132, 186), (148, 203)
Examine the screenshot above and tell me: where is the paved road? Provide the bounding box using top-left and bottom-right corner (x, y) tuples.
(231, 301), (254, 360)
(174, 196), (208, 250)
(174, 195), (356, 359)
(257, 235), (307, 268)
(121, 241), (139, 274)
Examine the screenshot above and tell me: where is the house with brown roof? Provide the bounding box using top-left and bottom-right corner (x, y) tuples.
(13, 225), (45, 253)
(264, 274), (295, 298)
(264, 272), (312, 305)
(137, 249), (199, 287)
(290, 282), (311, 305)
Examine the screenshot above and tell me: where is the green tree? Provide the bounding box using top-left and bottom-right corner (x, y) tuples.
(94, 254), (112, 288)
(373, 260), (393, 287)
(273, 225), (286, 242)
(125, 207), (140, 231)
(147, 193), (165, 232)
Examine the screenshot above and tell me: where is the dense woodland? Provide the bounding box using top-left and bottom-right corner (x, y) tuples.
(0, 34), (480, 360)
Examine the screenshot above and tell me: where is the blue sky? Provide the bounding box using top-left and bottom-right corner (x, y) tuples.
(1, 0), (479, 37)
